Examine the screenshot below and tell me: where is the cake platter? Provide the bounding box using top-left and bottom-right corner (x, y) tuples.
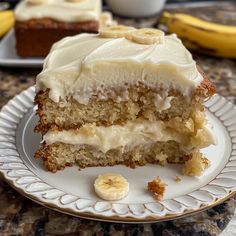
(0, 86), (236, 223)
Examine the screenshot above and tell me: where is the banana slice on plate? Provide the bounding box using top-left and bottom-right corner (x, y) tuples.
(94, 173), (129, 201)
(99, 25), (136, 39)
(130, 28), (165, 45)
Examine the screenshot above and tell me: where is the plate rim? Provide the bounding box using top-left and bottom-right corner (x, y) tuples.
(0, 86), (236, 223)
(2, 176), (236, 223)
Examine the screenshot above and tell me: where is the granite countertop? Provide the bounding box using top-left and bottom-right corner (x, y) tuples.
(1, 1), (236, 235)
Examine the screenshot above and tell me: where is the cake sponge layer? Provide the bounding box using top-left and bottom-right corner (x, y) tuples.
(35, 141), (209, 176)
(35, 77), (215, 132)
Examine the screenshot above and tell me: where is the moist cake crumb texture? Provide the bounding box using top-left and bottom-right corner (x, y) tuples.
(34, 26), (216, 175)
(147, 177), (166, 200)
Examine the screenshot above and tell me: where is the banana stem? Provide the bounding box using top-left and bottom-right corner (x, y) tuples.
(159, 11), (171, 25)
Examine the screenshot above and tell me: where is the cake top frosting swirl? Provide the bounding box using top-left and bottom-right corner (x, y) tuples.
(36, 27), (204, 104)
(15, 0), (101, 23)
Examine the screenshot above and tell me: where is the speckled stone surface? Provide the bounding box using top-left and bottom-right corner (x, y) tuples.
(0, 1), (236, 235)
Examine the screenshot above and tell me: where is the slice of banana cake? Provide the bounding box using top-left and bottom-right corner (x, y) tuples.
(35, 25), (216, 175)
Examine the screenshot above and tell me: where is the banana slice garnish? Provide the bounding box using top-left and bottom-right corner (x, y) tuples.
(99, 25), (136, 39)
(27, 0), (47, 5)
(100, 12), (117, 28)
(94, 173), (129, 201)
(130, 28), (165, 45)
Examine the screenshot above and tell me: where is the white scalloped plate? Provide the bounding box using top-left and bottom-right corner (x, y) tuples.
(0, 86), (236, 223)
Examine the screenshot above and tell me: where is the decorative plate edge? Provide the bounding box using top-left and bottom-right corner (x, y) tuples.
(0, 86), (236, 222)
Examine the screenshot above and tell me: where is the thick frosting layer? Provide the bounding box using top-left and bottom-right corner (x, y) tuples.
(15, 0), (101, 22)
(43, 121), (216, 153)
(36, 33), (204, 104)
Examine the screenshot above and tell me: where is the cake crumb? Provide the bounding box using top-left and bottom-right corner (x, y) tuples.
(174, 176), (181, 182)
(182, 152), (210, 176)
(147, 176), (166, 200)
(201, 156), (210, 169)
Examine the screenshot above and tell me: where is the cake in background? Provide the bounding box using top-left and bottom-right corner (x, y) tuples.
(34, 25), (216, 176)
(14, 0), (109, 57)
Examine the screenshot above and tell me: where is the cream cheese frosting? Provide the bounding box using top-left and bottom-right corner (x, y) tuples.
(36, 33), (204, 104)
(43, 121), (216, 153)
(15, 0), (101, 22)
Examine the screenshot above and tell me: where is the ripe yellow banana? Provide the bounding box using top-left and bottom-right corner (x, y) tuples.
(0, 10), (14, 38)
(161, 12), (236, 58)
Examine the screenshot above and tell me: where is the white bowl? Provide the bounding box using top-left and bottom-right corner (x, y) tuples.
(106, 0), (167, 18)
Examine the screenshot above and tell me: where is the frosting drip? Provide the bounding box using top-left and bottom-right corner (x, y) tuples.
(36, 33), (204, 104)
(15, 0), (101, 22)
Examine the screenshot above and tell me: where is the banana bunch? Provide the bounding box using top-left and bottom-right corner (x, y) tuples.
(0, 10), (14, 38)
(161, 12), (236, 58)
(94, 173), (129, 201)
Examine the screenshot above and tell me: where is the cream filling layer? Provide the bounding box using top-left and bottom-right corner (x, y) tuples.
(36, 34), (203, 104)
(15, 0), (101, 22)
(43, 121), (216, 153)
